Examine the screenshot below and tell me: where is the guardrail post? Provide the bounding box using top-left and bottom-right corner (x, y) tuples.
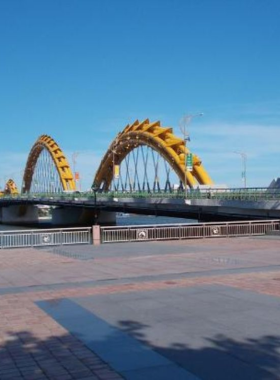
(92, 225), (101, 245)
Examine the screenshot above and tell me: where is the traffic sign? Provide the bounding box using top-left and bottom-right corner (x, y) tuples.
(186, 153), (193, 171)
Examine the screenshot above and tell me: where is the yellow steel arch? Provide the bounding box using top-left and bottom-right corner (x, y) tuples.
(22, 135), (76, 193)
(0, 179), (19, 197)
(94, 119), (213, 190)
(5, 179), (19, 195)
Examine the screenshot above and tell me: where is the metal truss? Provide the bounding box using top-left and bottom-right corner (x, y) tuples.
(22, 135), (75, 193)
(110, 145), (180, 193)
(29, 148), (64, 193)
(94, 119), (213, 192)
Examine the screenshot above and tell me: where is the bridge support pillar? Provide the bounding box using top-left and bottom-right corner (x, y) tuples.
(51, 207), (116, 226)
(1, 205), (39, 225)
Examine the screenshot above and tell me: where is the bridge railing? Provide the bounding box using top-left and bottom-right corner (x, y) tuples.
(0, 227), (92, 249)
(1, 187), (280, 205)
(1, 187), (280, 201)
(1, 220), (279, 248)
(100, 219), (280, 243)
(105, 188), (280, 201)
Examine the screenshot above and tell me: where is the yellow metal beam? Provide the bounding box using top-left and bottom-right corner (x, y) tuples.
(0, 179), (19, 195)
(22, 135), (76, 193)
(94, 119), (213, 190)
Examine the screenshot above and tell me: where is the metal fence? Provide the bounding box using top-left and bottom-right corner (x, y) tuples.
(0, 227), (92, 249)
(101, 220), (280, 243)
(1, 220), (279, 248)
(2, 186), (280, 202)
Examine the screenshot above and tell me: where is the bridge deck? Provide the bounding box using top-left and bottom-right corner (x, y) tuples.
(2, 193), (280, 222)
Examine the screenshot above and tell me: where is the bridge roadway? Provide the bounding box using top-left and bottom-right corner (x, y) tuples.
(1, 190), (280, 225)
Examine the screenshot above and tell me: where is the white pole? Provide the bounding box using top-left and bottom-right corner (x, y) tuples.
(234, 151), (247, 188)
(180, 113), (203, 198)
(72, 152), (79, 189)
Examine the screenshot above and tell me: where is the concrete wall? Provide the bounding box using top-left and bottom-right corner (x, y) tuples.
(190, 199), (280, 219)
(113, 197), (280, 219)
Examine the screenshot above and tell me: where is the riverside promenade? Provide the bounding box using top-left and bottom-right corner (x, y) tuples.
(1, 236), (280, 380)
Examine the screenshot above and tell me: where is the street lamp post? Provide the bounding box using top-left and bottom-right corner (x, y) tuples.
(234, 151), (247, 188)
(112, 147), (116, 192)
(110, 139), (120, 192)
(72, 152), (79, 190)
(91, 184), (98, 225)
(179, 113), (203, 198)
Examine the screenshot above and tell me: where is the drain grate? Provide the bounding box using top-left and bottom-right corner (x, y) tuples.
(39, 247), (95, 261)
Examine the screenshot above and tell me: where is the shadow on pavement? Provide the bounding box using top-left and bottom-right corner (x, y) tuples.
(1, 324), (280, 380)
(0, 330), (117, 380)
(118, 320), (280, 380)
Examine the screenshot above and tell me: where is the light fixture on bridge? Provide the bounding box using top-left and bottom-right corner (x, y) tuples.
(233, 151), (247, 188)
(110, 140), (119, 192)
(91, 184), (98, 225)
(72, 152), (80, 190)
(179, 113), (204, 198)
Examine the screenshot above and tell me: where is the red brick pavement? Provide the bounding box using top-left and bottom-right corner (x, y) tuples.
(1, 237), (280, 288)
(1, 237), (280, 379)
(1, 269), (280, 379)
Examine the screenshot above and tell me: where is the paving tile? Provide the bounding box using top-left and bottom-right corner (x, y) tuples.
(1, 238), (280, 380)
(122, 364), (200, 380)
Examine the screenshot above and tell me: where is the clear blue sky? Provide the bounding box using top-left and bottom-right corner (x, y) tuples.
(0, 0), (280, 190)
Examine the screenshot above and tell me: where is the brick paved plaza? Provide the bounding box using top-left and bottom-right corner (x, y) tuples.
(0, 236), (280, 379)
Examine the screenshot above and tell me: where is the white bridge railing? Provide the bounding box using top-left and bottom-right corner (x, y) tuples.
(101, 220), (280, 243)
(1, 220), (279, 248)
(0, 227), (92, 249)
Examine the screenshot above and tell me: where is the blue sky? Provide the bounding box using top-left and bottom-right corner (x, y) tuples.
(0, 0), (280, 190)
